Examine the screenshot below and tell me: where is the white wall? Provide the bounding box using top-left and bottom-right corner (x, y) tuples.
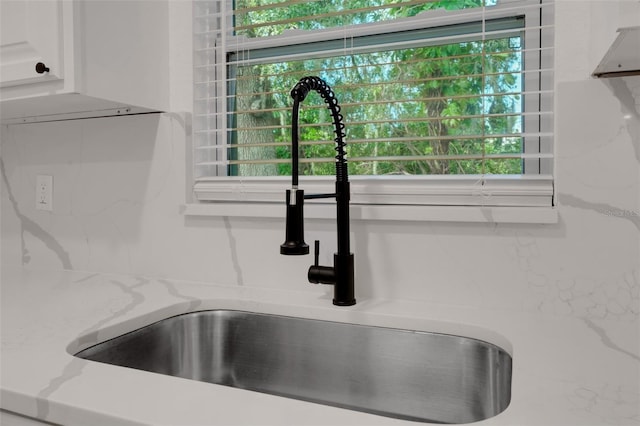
(1, 1), (638, 319)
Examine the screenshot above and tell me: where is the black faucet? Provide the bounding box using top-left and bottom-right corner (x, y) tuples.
(280, 76), (355, 306)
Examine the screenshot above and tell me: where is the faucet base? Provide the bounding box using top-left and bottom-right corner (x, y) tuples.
(332, 253), (355, 306)
(333, 299), (356, 307)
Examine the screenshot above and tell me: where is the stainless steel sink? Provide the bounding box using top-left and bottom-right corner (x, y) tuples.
(74, 310), (512, 424)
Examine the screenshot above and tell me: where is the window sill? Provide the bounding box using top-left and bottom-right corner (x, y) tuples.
(182, 202), (558, 224)
(188, 175), (556, 223)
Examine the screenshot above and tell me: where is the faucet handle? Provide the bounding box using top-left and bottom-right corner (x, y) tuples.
(314, 240), (320, 266)
(308, 240), (335, 285)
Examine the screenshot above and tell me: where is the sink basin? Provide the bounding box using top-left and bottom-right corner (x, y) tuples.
(74, 310), (511, 424)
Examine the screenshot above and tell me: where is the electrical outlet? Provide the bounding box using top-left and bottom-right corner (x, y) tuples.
(36, 175), (53, 211)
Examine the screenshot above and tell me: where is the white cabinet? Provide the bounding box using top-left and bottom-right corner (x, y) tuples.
(0, 0), (63, 87)
(0, 0), (169, 123)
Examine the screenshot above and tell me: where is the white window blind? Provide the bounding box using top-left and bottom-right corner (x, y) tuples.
(192, 0), (554, 207)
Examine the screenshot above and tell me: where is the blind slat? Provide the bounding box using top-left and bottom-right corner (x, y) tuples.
(194, 132), (554, 152)
(196, 152), (554, 168)
(193, 88), (554, 118)
(234, 0), (443, 33)
(193, 111), (554, 134)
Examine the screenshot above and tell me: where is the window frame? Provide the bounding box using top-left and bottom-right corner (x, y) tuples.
(189, 0), (555, 219)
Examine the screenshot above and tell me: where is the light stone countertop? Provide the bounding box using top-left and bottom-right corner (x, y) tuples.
(1, 267), (638, 426)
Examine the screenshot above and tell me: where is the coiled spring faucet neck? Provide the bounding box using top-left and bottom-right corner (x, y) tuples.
(290, 76), (348, 186)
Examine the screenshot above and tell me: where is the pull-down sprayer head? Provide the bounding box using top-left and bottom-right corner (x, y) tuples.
(280, 188), (309, 255)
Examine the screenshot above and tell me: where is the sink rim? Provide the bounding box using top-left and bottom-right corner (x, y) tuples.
(71, 308), (513, 358)
(66, 302), (514, 357)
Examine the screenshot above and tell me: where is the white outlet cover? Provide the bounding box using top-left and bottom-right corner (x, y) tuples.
(36, 175), (53, 211)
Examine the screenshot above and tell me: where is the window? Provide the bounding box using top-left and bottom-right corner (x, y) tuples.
(192, 0), (554, 208)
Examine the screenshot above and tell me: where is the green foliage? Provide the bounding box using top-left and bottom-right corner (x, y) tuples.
(232, 0), (523, 176)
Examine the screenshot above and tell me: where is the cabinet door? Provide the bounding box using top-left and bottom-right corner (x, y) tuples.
(0, 0), (64, 87)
